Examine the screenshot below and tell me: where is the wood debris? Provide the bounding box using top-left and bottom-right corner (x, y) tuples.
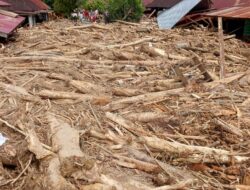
(0, 18), (249, 190)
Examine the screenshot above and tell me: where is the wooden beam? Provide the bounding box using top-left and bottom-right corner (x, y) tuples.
(0, 9), (18, 18)
(218, 17), (225, 79)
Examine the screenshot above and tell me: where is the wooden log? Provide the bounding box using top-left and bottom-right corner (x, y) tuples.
(21, 51), (63, 57)
(141, 45), (166, 57)
(153, 179), (194, 190)
(106, 37), (154, 49)
(46, 114), (96, 183)
(112, 51), (145, 60)
(38, 90), (111, 105)
(234, 185), (250, 190)
(224, 34), (236, 40)
(0, 9), (18, 18)
(193, 56), (214, 81)
(103, 88), (184, 111)
(89, 130), (126, 145)
(168, 54), (187, 60)
(218, 17), (226, 79)
(26, 129), (53, 160)
(123, 112), (168, 123)
(115, 155), (160, 173)
(213, 118), (243, 137)
(105, 112), (147, 136)
(116, 20), (141, 26)
(70, 80), (105, 94)
(146, 79), (182, 89)
(66, 24), (110, 31)
(38, 90), (87, 99)
(80, 183), (113, 190)
(141, 136), (249, 164)
(0, 82), (41, 102)
(112, 87), (143, 97)
(104, 72), (245, 111)
(0, 56), (164, 66)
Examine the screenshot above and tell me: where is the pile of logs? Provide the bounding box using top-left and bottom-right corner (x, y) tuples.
(0, 19), (249, 190)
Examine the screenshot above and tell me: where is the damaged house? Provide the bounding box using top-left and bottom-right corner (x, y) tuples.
(0, 0), (25, 38)
(143, 0), (212, 29)
(0, 0), (50, 27)
(144, 0), (250, 39)
(204, 0), (250, 40)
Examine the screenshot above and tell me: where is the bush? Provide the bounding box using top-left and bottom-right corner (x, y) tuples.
(53, 0), (80, 16)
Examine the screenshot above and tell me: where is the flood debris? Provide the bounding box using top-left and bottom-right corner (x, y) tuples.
(0, 18), (249, 190)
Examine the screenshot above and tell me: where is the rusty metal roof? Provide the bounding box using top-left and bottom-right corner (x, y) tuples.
(0, 0), (10, 6)
(0, 13), (25, 38)
(205, 5), (250, 19)
(1, 0), (49, 14)
(143, 0), (182, 8)
(211, 0), (250, 9)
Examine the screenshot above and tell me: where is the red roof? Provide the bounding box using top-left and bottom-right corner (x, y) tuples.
(205, 5), (250, 19)
(1, 0), (49, 14)
(0, 0), (10, 6)
(0, 13), (25, 38)
(143, 0), (182, 8)
(211, 0), (250, 9)
(31, 0), (49, 10)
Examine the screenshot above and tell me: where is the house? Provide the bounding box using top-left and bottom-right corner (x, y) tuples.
(204, 0), (250, 39)
(0, 0), (25, 38)
(143, 0), (212, 29)
(0, 0), (50, 27)
(210, 0), (250, 10)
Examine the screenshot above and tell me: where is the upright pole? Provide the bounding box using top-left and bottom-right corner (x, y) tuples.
(218, 17), (225, 79)
(28, 15), (33, 28)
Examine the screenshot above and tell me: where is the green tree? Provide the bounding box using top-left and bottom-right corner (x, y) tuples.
(82, 0), (144, 22)
(82, 0), (107, 13)
(53, 0), (80, 16)
(43, 0), (54, 8)
(107, 0), (144, 22)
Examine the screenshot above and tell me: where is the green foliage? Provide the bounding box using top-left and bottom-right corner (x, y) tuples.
(107, 0), (144, 22)
(53, 0), (80, 16)
(82, 0), (144, 22)
(43, 0), (54, 8)
(82, 0), (107, 13)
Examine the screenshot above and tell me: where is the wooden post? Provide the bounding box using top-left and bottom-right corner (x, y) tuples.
(218, 17), (225, 79)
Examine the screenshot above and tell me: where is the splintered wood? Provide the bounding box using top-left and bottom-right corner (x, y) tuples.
(0, 19), (249, 190)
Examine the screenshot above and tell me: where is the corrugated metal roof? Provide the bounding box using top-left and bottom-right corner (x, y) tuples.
(205, 5), (250, 19)
(1, 0), (49, 14)
(0, 13), (25, 38)
(211, 0), (250, 10)
(0, 0), (10, 6)
(144, 0), (182, 8)
(157, 0), (201, 29)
